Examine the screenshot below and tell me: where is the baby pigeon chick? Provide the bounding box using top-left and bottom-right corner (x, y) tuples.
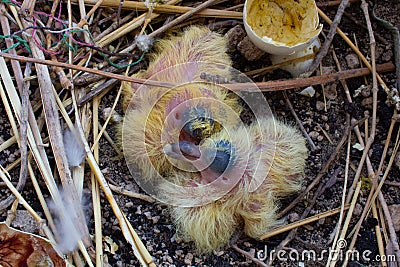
(122, 26), (242, 182)
(121, 25), (236, 111)
(162, 116), (308, 252)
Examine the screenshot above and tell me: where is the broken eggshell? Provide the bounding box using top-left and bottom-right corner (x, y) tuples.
(243, 0), (322, 56)
(270, 38), (321, 77)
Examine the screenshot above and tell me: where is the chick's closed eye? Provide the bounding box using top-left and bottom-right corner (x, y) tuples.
(181, 106), (221, 141)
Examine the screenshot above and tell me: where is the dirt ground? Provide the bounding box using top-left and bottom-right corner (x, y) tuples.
(1, 0), (400, 266)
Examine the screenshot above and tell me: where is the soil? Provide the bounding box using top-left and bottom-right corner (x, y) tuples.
(1, 0), (400, 266)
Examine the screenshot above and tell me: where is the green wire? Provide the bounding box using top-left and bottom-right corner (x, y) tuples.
(0, 34), (31, 53)
(0, 0), (18, 6)
(101, 51), (146, 69)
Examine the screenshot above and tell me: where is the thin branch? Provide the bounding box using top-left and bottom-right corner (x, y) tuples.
(70, 0), (242, 19)
(283, 92), (316, 151)
(231, 244), (268, 267)
(0, 52), (395, 92)
(307, 0), (350, 73)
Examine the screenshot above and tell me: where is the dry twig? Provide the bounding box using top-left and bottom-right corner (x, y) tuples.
(283, 92), (317, 151)
(307, 0), (350, 74)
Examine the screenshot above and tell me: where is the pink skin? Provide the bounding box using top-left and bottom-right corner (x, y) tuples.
(163, 142), (236, 190)
(163, 88), (215, 144)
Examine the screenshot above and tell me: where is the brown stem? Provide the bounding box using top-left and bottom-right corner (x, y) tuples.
(0, 51), (395, 92)
(283, 92), (317, 151)
(345, 2), (379, 265)
(307, 0), (350, 73)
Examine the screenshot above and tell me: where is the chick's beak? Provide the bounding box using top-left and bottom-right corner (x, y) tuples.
(163, 141), (201, 160)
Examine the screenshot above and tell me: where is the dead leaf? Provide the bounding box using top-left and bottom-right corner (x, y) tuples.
(0, 223), (66, 267)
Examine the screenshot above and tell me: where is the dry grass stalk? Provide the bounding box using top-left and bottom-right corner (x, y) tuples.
(343, 2), (400, 265)
(70, 0), (242, 19)
(378, 192), (400, 265)
(343, 2), (383, 262)
(261, 205), (349, 240)
(92, 96), (104, 267)
(372, 203), (387, 267)
(1, 54), (93, 267)
(98, 123), (123, 156)
(68, 88), (155, 265)
(326, 131), (352, 267)
(331, 42), (388, 265)
(5, 199), (19, 226)
(279, 115), (352, 217)
(0, 136), (17, 153)
(245, 54), (315, 77)
(319, 63), (328, 112)
(0, 67), (23, 210)
(0, 3), (24, 90)
(231, 243), (268, 267)
(108, 184), (155, 203)
(328, 180), (362, 266)
(20, 12), (92, 251)
(91, 85), (122, 151)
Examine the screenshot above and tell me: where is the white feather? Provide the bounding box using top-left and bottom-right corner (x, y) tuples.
(63, 128), (85, 168)
(135, 34), (153, 52)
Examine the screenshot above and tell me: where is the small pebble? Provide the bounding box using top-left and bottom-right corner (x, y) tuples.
(11, 210), (39, 233)
(125, 202), (134, 208)
(243, 242), (251, 248)
(135, 205), (142, 215)
(175, 250), (183, 256)
(361, 85), (372, 97)
(309, 131), (319, 140)
(353, 203), (363, 216)
(103, 107), (122, 123)
(184, 253), (193, 265)
(345, 53), (360, 69)
(214, 250), (224, 256)
(361, 97), (373, 109)
(152, 216), (160, 224)
(144, 211), (152, 220)
(324, 83), (337, 100)
(287, 212), (300, 223)
(316, 101), (325, 111)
